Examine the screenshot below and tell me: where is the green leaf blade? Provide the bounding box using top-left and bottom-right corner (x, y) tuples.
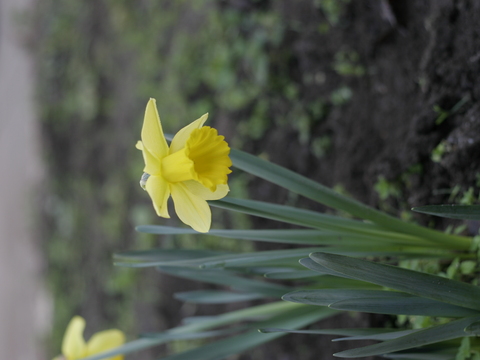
(159, 305), (337, 360)
(330, 297), (479, 317)
(282, 289), (410, 306)
(137, 225), (376, 246)
(309, 252), (480, 311)
(157, 266), (291, 298)
(334, 316), (480, 358)
(115, 247), (327, 269)
(412, 204), (480, 220)
(259, 327), (404, 337)
(230, 148), (470, 249)
(174, 290), (264, 304)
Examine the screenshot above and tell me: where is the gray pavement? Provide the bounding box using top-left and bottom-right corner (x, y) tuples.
(0, 0), (51, 358)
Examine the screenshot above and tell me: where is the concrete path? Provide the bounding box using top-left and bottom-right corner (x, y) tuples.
(0, 0), (50, 358)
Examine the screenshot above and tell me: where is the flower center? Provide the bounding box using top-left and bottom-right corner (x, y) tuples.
(186, 127), (232, 191)
(161, 126), (231, 190)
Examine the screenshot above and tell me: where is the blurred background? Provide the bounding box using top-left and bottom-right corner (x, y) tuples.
(3, 0), (480, 359)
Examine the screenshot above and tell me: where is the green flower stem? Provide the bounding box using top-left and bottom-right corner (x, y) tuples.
(230, 149), (471, 250)
(169, 301), (301, 334)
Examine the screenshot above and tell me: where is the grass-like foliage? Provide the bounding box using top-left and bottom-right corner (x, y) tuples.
(79, 146), (480, 360)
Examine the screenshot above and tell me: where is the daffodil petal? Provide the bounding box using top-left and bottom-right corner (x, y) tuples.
(145, 175), (171, 218)
(86, 329), (125, 360)
(183, 181), (229, 200)
(136, 140), (161, 175)
(171, 183), (211, 232)
(169, 113), (208, 154)
(62, 316), (87, 360)
(141, 98), (169, 160)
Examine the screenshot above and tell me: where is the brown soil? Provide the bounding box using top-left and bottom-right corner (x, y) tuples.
(238, 1), (480, 359)
(249, 0), (480, 213)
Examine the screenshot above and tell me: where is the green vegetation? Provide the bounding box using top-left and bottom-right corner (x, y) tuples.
(434, 95), (470, 125)
(333, 50), (365, 77)
(431, 140), (450, 162)
(314, 0), (351, 25)
(374, 175), (401, 201)
(330, 86), (353, 106)
(89, 148), (480, 360)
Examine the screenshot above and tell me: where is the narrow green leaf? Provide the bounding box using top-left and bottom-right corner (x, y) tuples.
(181, 316), (218, 325)
(157, 266), (291, 297)
(299, 258), (381, 289)
(211, 197), (436, 247)
(259, 327), (400, 336)
(229, 148), (470, 249)
(211, 198), (374, 232)
(311, 276), (380, 289)
(264, 269), (320, 279)
(412, 204), (480, 220)
(194, 246), (458, 269)
(381, 341), (460, 359)
(334, 316), (480, 358)
(235, 266), (306, 277)
(159, 305), (337, 360)
(282, 289), (410, 306)
(304, 246), (456, 259)
(383, 350), (457, 360)
(177, 301), (304, 329)
(174, 290), (264, 304)
(113, 248), (227, 263)
(228, 258), (307, 270)
(199, 247), (325, 269)
(332, 329), (420, 342)
(81, 302), (305, 360)
(330, 297), (479, 317)
(260, 328), (421, 342)
(115, 247), (327, 269)
(137, 225), (398, 246)
(310, 252), (480, 311)
(299, 257), (356, 279)
(464, 320), (480, 335)
(140, 326), (242, 339)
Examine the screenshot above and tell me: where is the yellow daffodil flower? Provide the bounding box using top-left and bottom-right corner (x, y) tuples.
(53, 316), (125, 360)
(136, 98), (232, 233)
